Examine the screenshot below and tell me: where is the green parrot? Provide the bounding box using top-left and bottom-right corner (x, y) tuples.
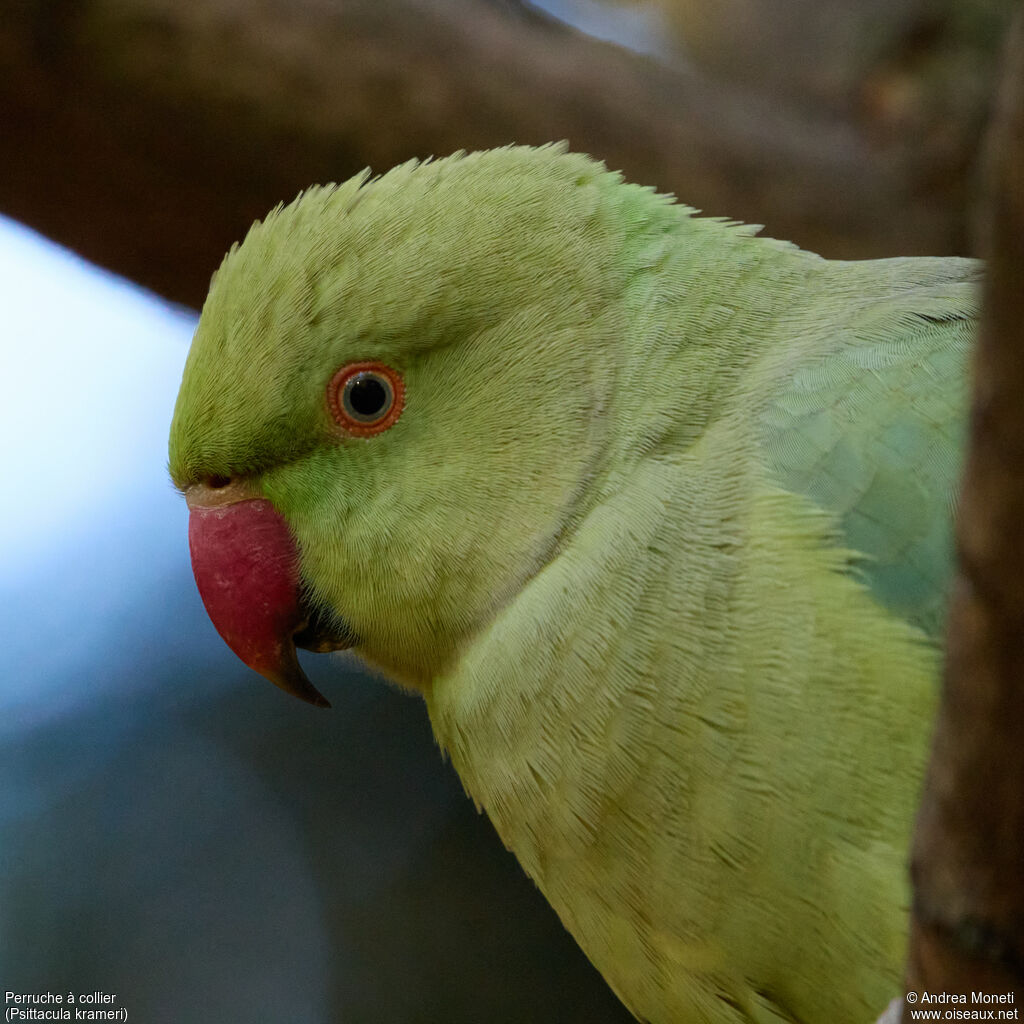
(168, 145), (979, 1023)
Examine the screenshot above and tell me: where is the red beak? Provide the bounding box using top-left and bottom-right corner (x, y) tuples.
(186, 485), (331, 708)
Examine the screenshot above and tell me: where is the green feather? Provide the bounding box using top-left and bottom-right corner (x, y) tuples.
(169, 145), (979, 1023)
(758, 260), (977, 638)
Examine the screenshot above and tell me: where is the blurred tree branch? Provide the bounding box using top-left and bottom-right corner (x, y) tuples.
(0, 0), (1005, 308)
(905, 5), (1024, 1013)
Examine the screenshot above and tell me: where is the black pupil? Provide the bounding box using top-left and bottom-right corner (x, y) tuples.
(347, 375), (388, 418)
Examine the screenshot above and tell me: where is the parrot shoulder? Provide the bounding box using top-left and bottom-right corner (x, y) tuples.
(753, 256), (980, 639)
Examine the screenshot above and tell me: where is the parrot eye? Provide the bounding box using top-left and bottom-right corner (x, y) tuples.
(327, 361), (405, 436)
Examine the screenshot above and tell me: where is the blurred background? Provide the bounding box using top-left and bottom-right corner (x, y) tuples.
(0, 0), (1017, 1020)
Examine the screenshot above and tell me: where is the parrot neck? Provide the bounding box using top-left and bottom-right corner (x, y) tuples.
(423, 229), (939, 1021)
(421, 219), (833, 853)
(425, 430), (934, 1022)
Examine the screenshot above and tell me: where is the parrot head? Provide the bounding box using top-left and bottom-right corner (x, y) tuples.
(169, 146), (660, 704)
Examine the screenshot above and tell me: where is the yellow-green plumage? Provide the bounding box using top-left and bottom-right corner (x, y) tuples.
(169, 145), (979, 1023)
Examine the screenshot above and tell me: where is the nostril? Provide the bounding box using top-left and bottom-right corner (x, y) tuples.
(185, 475), (253, 510)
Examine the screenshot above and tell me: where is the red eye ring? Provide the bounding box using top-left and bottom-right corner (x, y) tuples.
(327, 361), (405, 437)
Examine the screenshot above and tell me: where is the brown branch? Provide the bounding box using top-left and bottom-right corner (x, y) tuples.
(0, 0), (989, 309)
(905, 6), (1024, 1015)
